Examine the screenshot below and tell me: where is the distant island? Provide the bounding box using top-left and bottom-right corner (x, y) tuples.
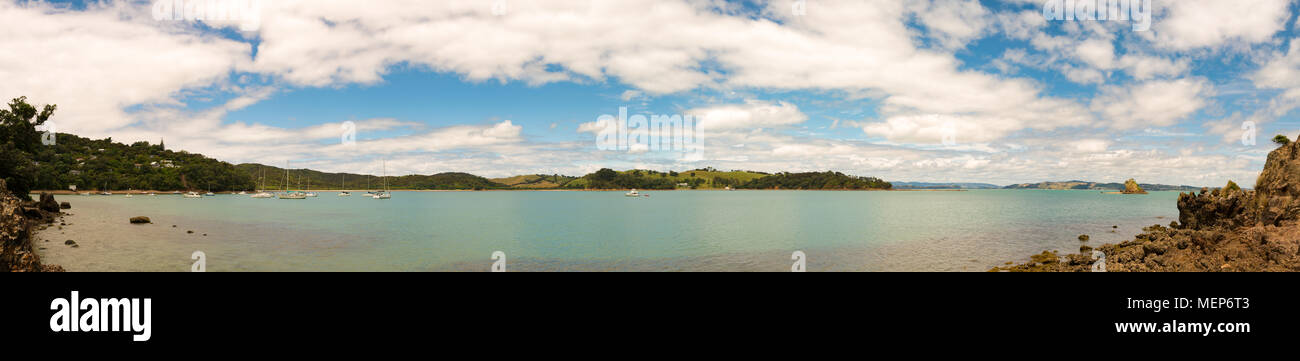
(892, 182), (1001, 190)
(1003, 180), (1202, 192)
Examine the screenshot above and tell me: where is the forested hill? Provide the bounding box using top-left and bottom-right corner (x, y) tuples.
(29, 133), (254, 192)
(236, 163), (506, 191)
(737, 171), (892, 190)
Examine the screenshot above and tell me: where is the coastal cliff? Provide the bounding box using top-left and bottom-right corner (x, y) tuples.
(998, 140), (1300, 272)
(0, 179), (64, 272)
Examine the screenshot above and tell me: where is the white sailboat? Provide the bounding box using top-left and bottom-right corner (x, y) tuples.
(625, 188), (640, 197)
(373, 160), (391, 199)
(303, 175), (318, 197)
(279, 161), (307, 199)
(338, 173), (351, 196)
(184, 191), (202, 198)
(251, 166), (274, 198)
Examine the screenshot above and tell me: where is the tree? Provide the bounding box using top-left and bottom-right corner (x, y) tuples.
(1274, 134), (1290, 146)
(0, 96), (57, 199)
(593, 168), (618, 182)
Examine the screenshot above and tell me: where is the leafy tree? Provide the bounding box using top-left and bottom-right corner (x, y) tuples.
(1274, 134), (1290, 146)
(0, 96), (57, 199)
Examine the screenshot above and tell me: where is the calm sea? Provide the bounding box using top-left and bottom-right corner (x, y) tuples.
(34, 190), (1180, 271)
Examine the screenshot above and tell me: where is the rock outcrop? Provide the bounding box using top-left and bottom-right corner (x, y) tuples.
(998, 141), (1300, 272)
(1122, 178), (1148, 194)
(38, 192), (60, 213)
(0, 180), (64, 272)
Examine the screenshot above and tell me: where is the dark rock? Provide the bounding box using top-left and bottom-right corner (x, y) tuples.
(129, 216), (151, 224)
(187, 230), (194, 234)
(38, 192), (60, 213)
(59, 201), (70, 209)
(1, 179), (64, 271)
(1078, 234), (1089, 242)
(21, 206), (44, 220)
(64, 240), (76, 246)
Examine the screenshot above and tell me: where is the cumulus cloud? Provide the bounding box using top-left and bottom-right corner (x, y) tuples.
(1091, 78), (1212, 130)
(687, 100), (807, 131)
(0, 1), (251, 134)
(1152, 0), (1293, 50)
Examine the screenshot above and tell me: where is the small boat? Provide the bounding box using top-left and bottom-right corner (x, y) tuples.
(305, 192), (318, 197)
(373, 160), (391, 200)
(338, 191), (351, 196)
(238, 191), (247, 195)
(250, 167), (273, 198)
(625, 189), (640, 197)
(204, 192), (215, 196)
(183, 192), (202, 198)
(277, 160), (307, 199)
(124, 194), (133, 198)
(338, 174), (350, 196)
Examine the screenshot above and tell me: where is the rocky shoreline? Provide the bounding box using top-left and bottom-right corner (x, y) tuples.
(996, 141), (1300, 272)
(0, 179), (66, 272)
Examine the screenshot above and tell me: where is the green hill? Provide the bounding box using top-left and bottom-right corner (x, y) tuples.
(236, 164), (506, 191)
(490, 174), (579, 188)
(738, 171), (891, 190)
(28, 133), (254, 192)
(563, 168), (770, 190)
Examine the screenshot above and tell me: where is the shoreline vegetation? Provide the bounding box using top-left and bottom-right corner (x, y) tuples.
(23, 130), (1200, 193)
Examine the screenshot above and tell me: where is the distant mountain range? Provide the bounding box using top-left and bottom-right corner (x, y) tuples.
(891, 182), (1001, 189)
(1002, 180), (1204, 191)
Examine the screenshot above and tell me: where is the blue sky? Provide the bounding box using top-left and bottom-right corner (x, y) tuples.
(4, 0), (1300, 186)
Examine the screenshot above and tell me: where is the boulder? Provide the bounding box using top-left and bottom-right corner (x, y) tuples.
(129, 216), (151, 224)
(38, 192), (60, 213)
(59, 202), (70, 209)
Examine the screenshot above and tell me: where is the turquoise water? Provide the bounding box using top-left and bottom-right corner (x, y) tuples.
(35, 190), (1180, 271)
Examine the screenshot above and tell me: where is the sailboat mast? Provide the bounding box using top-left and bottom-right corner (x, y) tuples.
(283, 161), (289, 192)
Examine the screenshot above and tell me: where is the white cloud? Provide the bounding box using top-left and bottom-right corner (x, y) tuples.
(1254, 37), (1300, 90)
(1068, 139), (1111, 153)
(687, 100), (807, 131)
(0, 1), (250, 134)
(1153, 0), (1293, 50)
(905, 0), (992, 49)
(1117, 55), (1190, 80)
(1091, 78), (1212, 130)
